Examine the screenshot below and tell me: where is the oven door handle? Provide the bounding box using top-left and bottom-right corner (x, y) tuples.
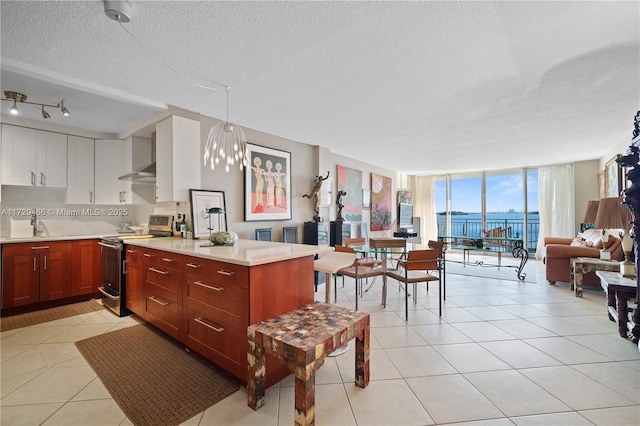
(98, 287), (120, 300)
(99, 241), (122, 250)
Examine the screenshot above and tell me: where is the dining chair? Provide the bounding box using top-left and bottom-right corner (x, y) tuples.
(282, 226), (298, 243)
(255, 228), (273, 241)
(334, 245), (384, 309)
(386, 249), (444, 320)
(428, 239), (446, 300)
(344, 237), (381, 268)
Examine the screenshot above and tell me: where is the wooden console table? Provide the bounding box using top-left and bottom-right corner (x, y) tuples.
(571, 257), (620, 297)
(247, 302), (370, 425)
(596, 271), (637, 338)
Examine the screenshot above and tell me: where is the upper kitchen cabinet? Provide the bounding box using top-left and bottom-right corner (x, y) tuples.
(66, 136), (95, 204)
(1, 124), (67, 188)
(155, 115), (200, 202)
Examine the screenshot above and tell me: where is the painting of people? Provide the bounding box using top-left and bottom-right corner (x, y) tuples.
(244, 143), (292, 221)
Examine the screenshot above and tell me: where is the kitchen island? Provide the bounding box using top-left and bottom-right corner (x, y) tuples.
(123, 238), (323, 386)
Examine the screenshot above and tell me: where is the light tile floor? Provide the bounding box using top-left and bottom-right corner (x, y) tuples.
(2, 257), (640, 425)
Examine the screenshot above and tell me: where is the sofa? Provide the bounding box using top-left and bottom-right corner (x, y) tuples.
(543, 228), (623, 286)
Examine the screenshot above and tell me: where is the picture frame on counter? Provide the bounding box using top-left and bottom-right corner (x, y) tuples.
(244, 143), (292, 221)
(189, 189), (227, 239)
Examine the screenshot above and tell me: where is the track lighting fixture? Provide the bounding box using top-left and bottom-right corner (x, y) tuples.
(2, 91), (70, 119)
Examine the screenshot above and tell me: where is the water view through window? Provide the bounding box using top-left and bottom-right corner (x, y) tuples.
(435, 170), (539, 253)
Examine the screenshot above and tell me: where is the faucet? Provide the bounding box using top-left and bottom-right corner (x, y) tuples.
(30, 210), (39, 237)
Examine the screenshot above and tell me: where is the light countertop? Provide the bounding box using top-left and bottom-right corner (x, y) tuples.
(124, 238), (327, 267)
(0, 234), (111, 244)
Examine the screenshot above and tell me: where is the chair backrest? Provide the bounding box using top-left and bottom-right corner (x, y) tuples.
(406, 249), (439, 271)
(334, 244), (356, 254)
(428, 240), (445, 255)
(255, 228), (273, 241)
(282, 226), (298, 243)
(344, 237), (365, 247)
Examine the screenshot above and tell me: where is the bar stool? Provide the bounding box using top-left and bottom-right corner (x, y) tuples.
(313, 250), (356, 304)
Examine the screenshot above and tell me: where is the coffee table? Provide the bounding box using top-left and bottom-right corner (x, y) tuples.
(596, 271), (637, 338)
(571, 257), (620, 297)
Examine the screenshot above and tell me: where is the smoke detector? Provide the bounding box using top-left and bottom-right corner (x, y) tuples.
(104, 0), (131, 23)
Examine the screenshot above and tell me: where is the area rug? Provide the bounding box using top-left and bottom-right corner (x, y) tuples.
(1, 299), (104, 332)
(75, 324), (240, 426)
(445, 253), (537, 283)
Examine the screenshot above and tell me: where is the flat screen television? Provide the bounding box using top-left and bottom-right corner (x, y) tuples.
(398, 203), (414, 229)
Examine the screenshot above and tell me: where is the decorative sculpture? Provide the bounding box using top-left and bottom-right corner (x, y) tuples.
(302, 171), (330, 222)
(336, 189), (347, 221)
(616, 110), (640, 344)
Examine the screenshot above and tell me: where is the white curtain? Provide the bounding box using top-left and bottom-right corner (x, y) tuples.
(536, 164), (575, 259)
(408, 175), (438, 243)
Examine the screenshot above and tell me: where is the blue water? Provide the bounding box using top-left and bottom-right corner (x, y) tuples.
(437, 212), (540, 240)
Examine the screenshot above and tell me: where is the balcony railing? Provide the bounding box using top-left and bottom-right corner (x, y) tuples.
(437, 219), (539, 253)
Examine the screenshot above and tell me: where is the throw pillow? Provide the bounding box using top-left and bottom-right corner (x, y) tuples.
(570, 236), (593, 247)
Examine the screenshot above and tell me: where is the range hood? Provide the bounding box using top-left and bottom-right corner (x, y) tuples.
(118, 162), (156, 183)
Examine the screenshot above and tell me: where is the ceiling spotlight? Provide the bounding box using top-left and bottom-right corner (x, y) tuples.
(10, 100), (18, 115)
(60, 100), (70, 116)
(41, 106), (51, 119)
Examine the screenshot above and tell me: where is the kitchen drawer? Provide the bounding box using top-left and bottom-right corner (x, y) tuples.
(184, 308), (244, 380)
(145, 263), (182, 295)
(3, 241), (72, 256)
(183, 255), (211, 278)
(145, 294), (181, 340)
(209, 261), (249, 288)
(184, 273), (247, 329)
(145, 281), (180, 305)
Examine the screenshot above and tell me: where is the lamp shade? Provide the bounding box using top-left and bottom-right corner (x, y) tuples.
(582, 200), (600, 223)
(594, 197), (632, 230)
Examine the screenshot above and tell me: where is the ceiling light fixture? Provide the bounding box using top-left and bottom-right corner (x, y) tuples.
(2, 91), (70, 118)
(203, 89), (247, 173)
(103, 0), (131, 23)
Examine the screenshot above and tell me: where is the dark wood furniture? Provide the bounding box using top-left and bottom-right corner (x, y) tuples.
(247, 302), (370, 426)
(596, 271), (637, 338)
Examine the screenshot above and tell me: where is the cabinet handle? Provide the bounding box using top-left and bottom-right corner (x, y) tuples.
(148, 296), (169, 306)
(216, 270), (235, 276)
(186, 263), (201, 268)
(40, 172), (46, 186)
(127, 249), (136, 254)
(162, 257), (176, 263)
(33, 257), (37, 271)
(143, 253), (153, 258)
(155, 186), (158, 200)
(31, 171), (36, 186)
(195, 317), (224, 333)
(89, 191), (93, 203)
(123, 259), (127, 275)
(43, 255), (47, 270)
(194, 281), (224, 292)
(30, 246), (49, 250)
(148, 267), (169, 275)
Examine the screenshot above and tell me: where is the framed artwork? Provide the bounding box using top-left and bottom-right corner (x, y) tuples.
(244, 143), (292, 221)
(362, 189), (371, 210)
(397, 189), (412, 205)
(189, 189), (227, 239)
(605, 155), (622, 197)
(370, 173), (392, 231)
(337, 165), (363, 221)
(597, 170), (605, 199)
(320, 179), (332, 206)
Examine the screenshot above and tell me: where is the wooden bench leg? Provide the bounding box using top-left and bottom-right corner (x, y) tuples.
(294, 349), (316, 426)
(354, 316), (370, 388)
(247, 328), (266, 410)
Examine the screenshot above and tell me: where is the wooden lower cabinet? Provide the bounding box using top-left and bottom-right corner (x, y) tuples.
(128, 248), (315, 386)
(71, 239), (101, 296)
(2, 241), (72, 308)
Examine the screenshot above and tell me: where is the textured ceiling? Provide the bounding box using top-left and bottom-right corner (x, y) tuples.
(1, 1), (638, 174)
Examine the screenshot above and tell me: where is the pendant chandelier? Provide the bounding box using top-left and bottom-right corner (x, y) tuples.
(203, 89), (247, 173)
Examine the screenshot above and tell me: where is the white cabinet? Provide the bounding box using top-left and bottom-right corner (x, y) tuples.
(95, 139), (127, 204)
(1, 125), (67, 188)
(67, 136), (95, 204)
(36, 130), (67, 188)
(155, 115), (200, 202)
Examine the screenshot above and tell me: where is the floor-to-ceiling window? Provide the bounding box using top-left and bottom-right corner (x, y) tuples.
(435, 168), (539, 253)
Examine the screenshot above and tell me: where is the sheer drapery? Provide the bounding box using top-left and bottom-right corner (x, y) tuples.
(536, 164), (575, 259)
(408, 175), (438, 242)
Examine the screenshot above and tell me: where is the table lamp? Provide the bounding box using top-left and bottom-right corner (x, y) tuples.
(594, 197), (633, 276)
(581, 200), (600, 232)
